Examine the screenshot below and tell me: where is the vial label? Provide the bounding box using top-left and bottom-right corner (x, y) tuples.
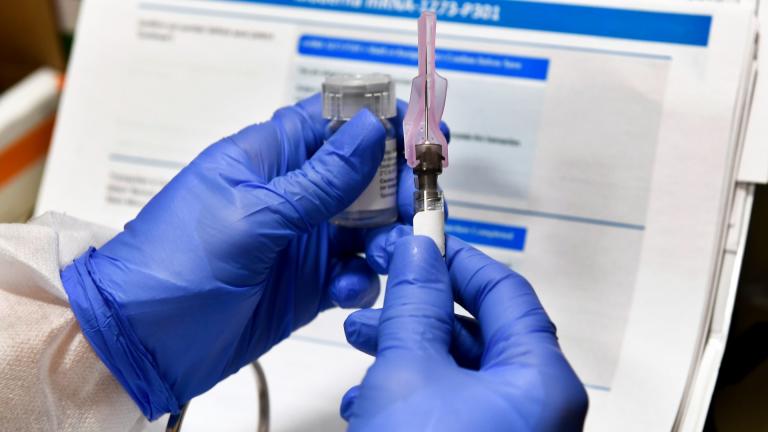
(345, 137), (397, 211)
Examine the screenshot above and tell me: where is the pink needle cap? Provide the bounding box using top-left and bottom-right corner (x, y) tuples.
(403, 11), (449, 168)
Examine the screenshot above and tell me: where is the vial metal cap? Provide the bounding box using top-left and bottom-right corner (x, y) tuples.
(322, 73), (397, 120)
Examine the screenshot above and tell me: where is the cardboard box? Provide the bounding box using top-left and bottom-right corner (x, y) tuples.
(0, 1), (63, 221)
(0, 2), (63, 90)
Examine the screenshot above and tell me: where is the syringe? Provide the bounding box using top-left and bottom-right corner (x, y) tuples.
(404, 11), (449, 255)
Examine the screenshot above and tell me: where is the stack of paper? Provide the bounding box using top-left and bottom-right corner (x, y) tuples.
(36, 0), (768, 430)
(0, 68), (59, 222)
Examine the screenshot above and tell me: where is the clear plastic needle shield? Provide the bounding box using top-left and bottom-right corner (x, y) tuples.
(404, 11), (448, 255)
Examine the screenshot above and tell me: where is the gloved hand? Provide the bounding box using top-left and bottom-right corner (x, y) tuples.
(342, 232), (589, 431)
(59, 95), (443, 420)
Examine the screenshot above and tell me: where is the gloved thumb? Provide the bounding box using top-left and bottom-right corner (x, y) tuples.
(267, 109), (386, 231)
(378, 236), (454, 355)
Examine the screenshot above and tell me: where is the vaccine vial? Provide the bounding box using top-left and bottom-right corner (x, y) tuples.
(322, 73), (398, 227)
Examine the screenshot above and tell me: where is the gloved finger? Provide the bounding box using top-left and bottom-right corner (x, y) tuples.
(445, 236), (559, 364)
(453, 315), (484, 370)
(266, 108), (386, 232)
(340, 385), (361, 421)
(343, 308), (381, 355)
(293, 93), (328, 151)
(378, 236), (453, 355)
(366, 232), (558, 362)
(364, 224), (412, 274)
(345, 307), (485, 369)
(229, 94), (327, 180)
(396, 157), (415, 221)
(328, 224), (367, 258)
(441, 122), (451, 143)
(329, 257), (380, 309)
(272, 93), (328, 157)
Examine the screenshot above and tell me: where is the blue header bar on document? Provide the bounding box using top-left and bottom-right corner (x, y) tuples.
(299, 35), (550, 80)
(445, 218), (528, 251)
(225, 0), (712, 46)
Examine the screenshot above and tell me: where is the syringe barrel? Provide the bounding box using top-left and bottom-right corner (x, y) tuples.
(414, 188), (443, 213)
(412, 142), (446, 255)
(413, 192), (445, 256)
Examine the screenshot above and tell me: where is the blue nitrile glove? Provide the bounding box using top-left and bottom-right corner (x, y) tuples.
(342, 233), (589, 431)
(59, 94), (448, 420)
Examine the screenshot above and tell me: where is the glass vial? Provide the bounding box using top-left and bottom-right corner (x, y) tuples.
(322, 73), (398, 227)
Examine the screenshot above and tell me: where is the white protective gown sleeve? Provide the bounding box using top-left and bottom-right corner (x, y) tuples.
(0, 212), (164, 431)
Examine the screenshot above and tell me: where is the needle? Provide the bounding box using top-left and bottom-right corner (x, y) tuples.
(424, 40), (429, 143)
